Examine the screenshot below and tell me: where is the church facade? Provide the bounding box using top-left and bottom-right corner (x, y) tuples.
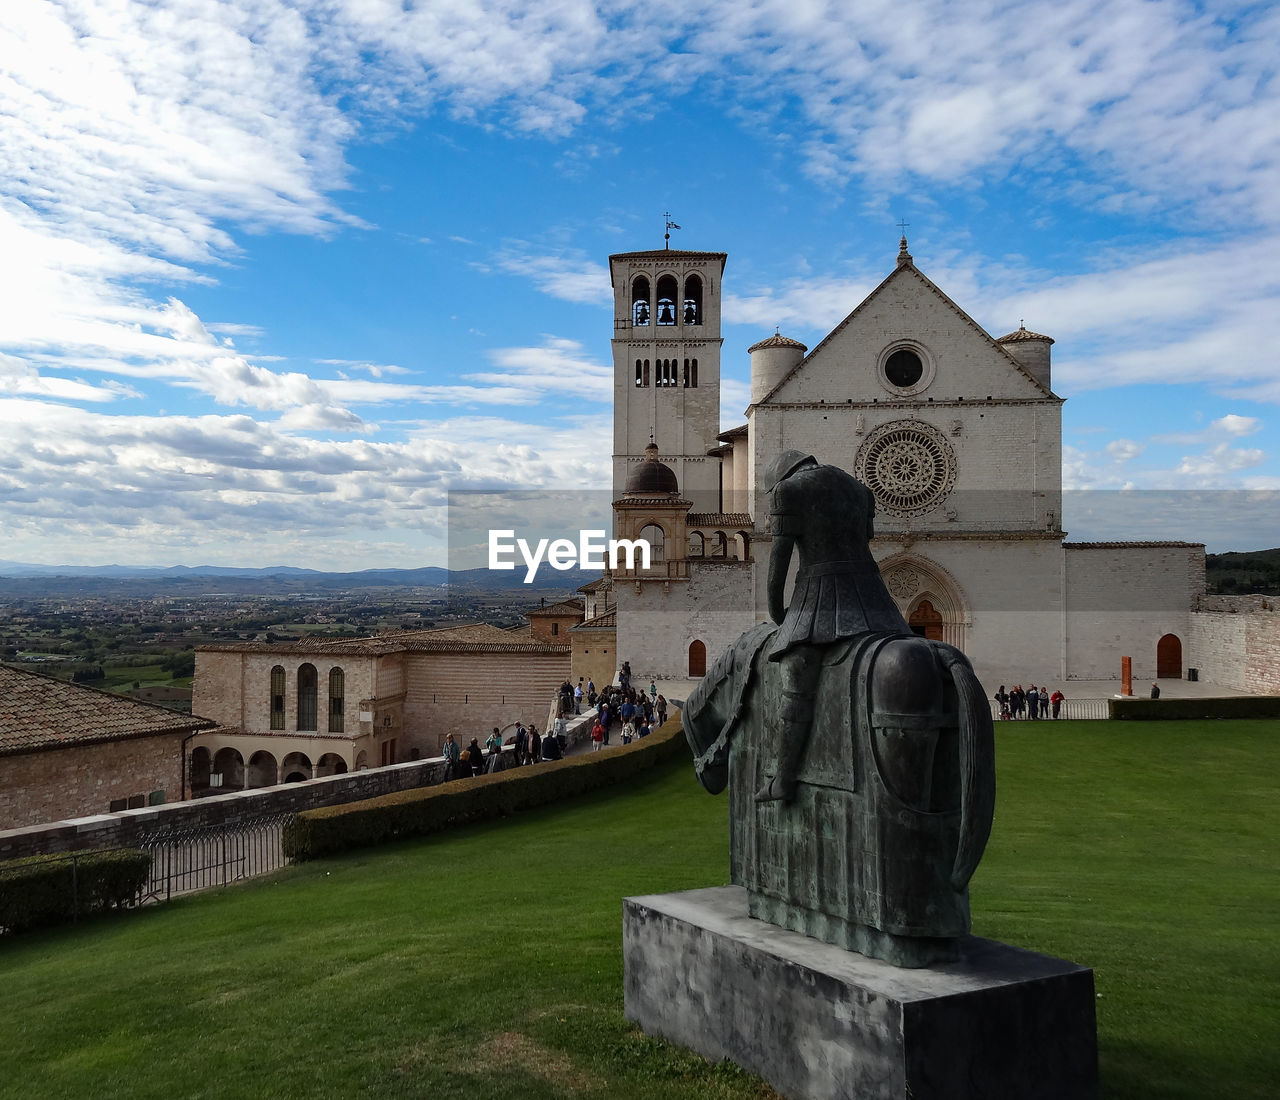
(608, 239), (1205, 690)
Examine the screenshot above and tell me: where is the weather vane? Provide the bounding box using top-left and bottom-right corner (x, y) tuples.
(664, 212), (681, 249)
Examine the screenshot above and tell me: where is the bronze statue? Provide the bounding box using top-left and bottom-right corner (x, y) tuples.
(681, 454), (995, 967)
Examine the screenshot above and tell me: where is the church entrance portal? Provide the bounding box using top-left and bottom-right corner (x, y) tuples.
(909, 600), (944, 641)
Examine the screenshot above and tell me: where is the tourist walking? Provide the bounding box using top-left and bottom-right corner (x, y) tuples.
(442, 733), (461, 780)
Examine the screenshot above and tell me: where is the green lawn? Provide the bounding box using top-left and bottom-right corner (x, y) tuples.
(1, 720), (1277, 1099)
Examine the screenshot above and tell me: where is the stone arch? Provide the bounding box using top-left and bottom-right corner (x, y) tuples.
(247, 750), (278, 788)
(688, 530), (705, 558)
(656, 273), (678, 325)
(683, 273), (703, 324)
(213, 747), (244, 790)
(354, 749), (369, 771)
(281, 751), (312, 783)
(315, 752), (348, 778)
(1156, 633), (1182, 679)
(689, 639), (707, 678)
(733, 530), (751, 561)
(189, 746), (212, 793)
(632, 275), (650, 325)
(639, 522), (666, 563)
(878, 552), (971, 652)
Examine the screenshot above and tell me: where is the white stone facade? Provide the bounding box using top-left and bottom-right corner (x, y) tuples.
(611, 240), (1212, 690)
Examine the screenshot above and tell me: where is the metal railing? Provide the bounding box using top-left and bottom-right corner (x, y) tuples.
(990, 697), (1111, 721)
(138, 812), (293, 902)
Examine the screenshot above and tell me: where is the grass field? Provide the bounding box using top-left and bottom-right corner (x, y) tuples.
(2, 720), (1277, 1099)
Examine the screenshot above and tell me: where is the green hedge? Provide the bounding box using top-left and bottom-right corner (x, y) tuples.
(1110, 695), (1280, 721)
(0, 849), (152, 936)
(284, 721), (691, 861)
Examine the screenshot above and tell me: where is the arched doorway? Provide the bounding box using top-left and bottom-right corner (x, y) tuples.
(909, 599), (944, 641)
(247, 750), (278, 788)
(689, 640), (707, 678)
(281, 751), (312, 783)
(212, 747), (244, 790)
(1156, 633), (1182, 679)
(315, 753), (348, 778)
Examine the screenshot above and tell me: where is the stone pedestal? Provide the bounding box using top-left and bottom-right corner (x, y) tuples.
(623, 886), (1097, 1100)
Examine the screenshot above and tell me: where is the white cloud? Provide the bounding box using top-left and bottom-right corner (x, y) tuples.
(494, 249), (612, 304)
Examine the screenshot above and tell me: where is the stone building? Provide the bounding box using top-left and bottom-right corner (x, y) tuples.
(191, 621), (570, 790)
(606, 239), (1208, 689)
(0, 665), (215, 830)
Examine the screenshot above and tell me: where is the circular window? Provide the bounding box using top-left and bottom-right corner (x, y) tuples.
(884, 349), (923, 388)
(855, 420), (957, 517)
(876, 341), (935, 396)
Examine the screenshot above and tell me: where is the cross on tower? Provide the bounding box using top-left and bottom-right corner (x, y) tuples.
(896, 217), (910, 236)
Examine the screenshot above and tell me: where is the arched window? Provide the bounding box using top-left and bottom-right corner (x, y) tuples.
(270, 666), (285, 730)
(734, 531), (751, 560)
(635, 359), (644, 387)
(297, 664), (317, 731)
(683, 274), (703, 324)
(690, 358), (698, 388)
(328, 667), (344, 733)
(639, 523), (666, 564)
(644, 359), (650, 386)
(710, 531), (728, 558)
(688, 531), (705, 557)
(689, 640), (707, 678)
(632, 276), (650, 326)
(656, 274), (678, 325)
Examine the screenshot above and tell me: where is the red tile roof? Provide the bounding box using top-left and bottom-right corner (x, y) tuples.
(0, 665), (214, 757)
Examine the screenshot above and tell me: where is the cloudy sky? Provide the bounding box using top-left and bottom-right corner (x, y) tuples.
(2, 0), (1277, 569)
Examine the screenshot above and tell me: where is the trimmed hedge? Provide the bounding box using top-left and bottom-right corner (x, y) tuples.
(0, 848), (151, 936)
(1110, 695), (1280, 721)
(284, 721), (691, 861)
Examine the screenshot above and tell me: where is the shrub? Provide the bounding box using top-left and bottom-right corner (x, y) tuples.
(1110, 696), (1280, 721)
(0, 849), (152, 936)
(284, 721), (691, 861)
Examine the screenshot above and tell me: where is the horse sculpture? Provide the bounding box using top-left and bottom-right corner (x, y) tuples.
(680, 454), (995, 968)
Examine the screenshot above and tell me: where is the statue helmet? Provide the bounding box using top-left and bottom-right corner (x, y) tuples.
(763, 449), (817, 493)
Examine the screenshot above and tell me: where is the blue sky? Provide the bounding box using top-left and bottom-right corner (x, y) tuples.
(1, 0), (1277, 569)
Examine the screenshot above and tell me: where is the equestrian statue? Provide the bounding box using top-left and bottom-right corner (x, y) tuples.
(680, 451), (996, 967)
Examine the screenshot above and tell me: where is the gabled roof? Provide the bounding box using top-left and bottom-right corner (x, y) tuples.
(527, 598), (585, 618)
(0, 664), (215, 757)
(756, 255), (1057, 406)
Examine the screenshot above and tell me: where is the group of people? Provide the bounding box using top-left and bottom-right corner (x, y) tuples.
(993, 684), (1066, 720)
(441, 717), (567, 781)
(441, 660), (673, 774)
(589, 673), (668, 750)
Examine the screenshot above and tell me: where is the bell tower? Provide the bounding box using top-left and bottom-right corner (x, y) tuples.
(609, 247), (726, 511)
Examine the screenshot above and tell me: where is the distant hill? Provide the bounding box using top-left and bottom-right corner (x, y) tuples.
(0, 561), (600, 598)
(1205, 547), (1280, 595)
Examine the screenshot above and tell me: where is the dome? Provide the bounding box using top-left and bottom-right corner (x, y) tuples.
(625, 442), (679, 495)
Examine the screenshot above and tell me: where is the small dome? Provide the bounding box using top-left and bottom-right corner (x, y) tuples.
(748, 330), (808, 354)
(625, 442), (679, 495)
(997, 324), (1055, 345)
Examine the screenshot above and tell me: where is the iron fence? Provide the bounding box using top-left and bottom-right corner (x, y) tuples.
(138, 812), (294, 902)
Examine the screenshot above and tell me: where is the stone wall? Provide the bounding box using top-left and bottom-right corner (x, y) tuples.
(1190, 604), (1280, 694)
(0, 713), (597, 861)
(401, 650), (570, 757)
(0, 732), (186, 832)
(1064, 544), (1203, 680)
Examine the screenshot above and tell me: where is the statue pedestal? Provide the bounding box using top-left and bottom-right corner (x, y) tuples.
(623, 886), (1098, 1100)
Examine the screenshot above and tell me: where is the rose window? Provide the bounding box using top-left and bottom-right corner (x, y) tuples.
(855, 421), (957, 518)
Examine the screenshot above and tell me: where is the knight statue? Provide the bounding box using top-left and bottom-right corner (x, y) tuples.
(680, 453), (996, 967)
